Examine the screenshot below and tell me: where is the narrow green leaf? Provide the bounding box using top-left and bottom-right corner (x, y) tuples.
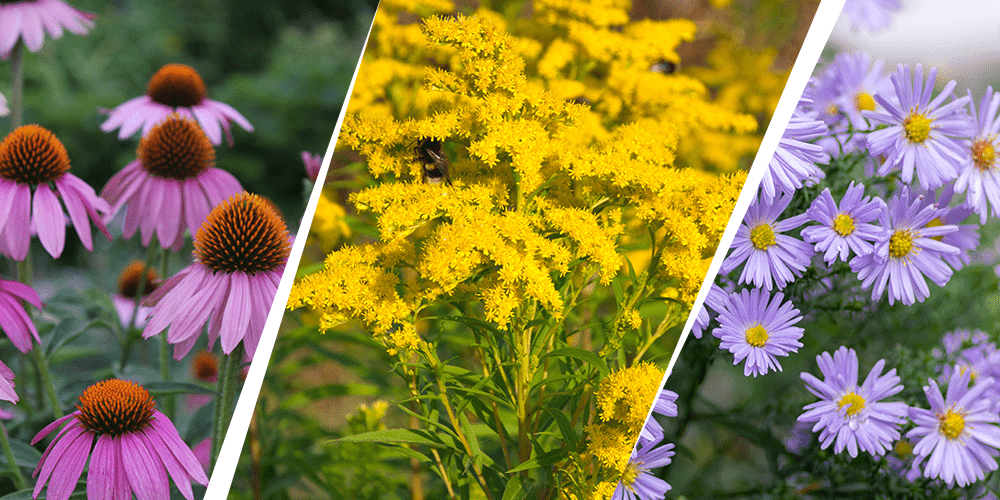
(541, 347), (610, 376)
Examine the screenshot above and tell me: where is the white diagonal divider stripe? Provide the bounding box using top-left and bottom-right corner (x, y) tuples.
(202, 6), (380, 497)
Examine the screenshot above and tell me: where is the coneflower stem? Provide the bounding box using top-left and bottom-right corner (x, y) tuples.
(160, 248), (173, 419)
(31, 347), (62, 418)
(10, 40), (23, 130)
(121, 240), (159, 370)
(210, 345), (242, 472)
(0, 421), (26, 490)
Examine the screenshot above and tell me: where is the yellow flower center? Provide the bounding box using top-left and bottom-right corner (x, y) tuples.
(894, 439), (913, 457)
(826, 103), (839, 116)
(745, 324), (769, 347)
(854, 92), (876, 113)
(621, 462), (640, 486)
(750, 224), (777, 250)
(925, 217), (944, 242)
(939, 409), (966, 440)
(836, 392), (866, 416)
(972, 139), (997, 172)
(832, 213), (856, 237)
(903, 112), (932, 144)
(888, 229), (915, 259)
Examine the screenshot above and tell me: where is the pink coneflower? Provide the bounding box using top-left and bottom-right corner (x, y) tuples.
(302, 151), (322, 182)
(0, 360), (16, 404)
(0, 278), (42, 352)
(143, 192), (291, 360)
(0, 124), (111, 260)
(31, 379), (208, 500)
(100, 63), (253, 146)
(0, 0), (95, 57)
(110, 260), (158, 329)
(100, 114), (242, 251)
(186, 350), (217, 410)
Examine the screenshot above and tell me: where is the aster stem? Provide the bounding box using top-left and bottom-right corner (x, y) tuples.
(10, 40), (23, 130)
(0, 421), (26, 490)
(211, 345), (242, 472)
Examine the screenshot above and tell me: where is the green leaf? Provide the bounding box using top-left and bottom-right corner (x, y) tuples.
(501, 476), (527, 500)
(144, 381), (218, 397)
(279, 383), (379, 409)
(506, 447), (568, 474)
(333, 428), (458, 450)
(541, 347), (610, 376)
(0, 439), (42, 468)
(540, 407), (578, 452)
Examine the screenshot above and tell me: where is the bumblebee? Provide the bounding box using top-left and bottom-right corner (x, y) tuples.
(649, 60), (677, 75)
(415, 137), (450, 185)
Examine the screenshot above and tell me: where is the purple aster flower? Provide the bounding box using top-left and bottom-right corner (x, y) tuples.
(907, 368), (1000, 487)
(612, 433), (675, 500)
(919, 185), (979, 271)
(712, 288), (804, 377)
(721, 192), (813, 291)
(936, 330), (1000, 407)
(801, 182), (885, 263)
(955, 87), (1000, 224)
(31, 379), (208, 500)
(865, 64), (972, 189)
(841, 0), (902, 33)
(0, 0), (95, 57)
(849, 186), (960, 305)
(142, 192), (290, 360)
(639, 389), (679, 442)
(692, 283), (727, 339)
(828, 52), (892, 131)
(798, 346), (908, 458)
(761, 110), (829, 201)
(0, 125), (111, 260)
(101, 115), (242, 251)
(101, 64), (253, 146)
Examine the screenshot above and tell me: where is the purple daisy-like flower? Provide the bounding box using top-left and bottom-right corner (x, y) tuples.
(936, 330), (1000, 407)
(639, 388), (679, 442)
(692, 283), (727, 339)
(101, 114), (242, 251)
(0, 125), (111, 260)
(907, 368), (1000, 487)
(864, 64), (972, 190)
(713, 288), (804, 377)
(142, 192), (290, 360)
(841, 0), (902, 33)
(828, 52), (892, 131)
(101, 64), (252, 146)
(798, 346), (908, 458)
(31, 379), (208, 500)
(721, 192), (813, 291)
(801, 182), (884, 263)
(612, 433), (675, 500)
(761, 110), (828, 201)
(919, 185), (979, 271)
(0, 0), (95, 57)
(956, 87), (1000, 224)
(849, 186), (960, 306)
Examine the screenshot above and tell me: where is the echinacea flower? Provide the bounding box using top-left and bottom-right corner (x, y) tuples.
(302, 151), (323, 182)
(798, 346), (908, 458)
(955, 87), (1000, 224)
(186, 350), (217, 410)
(801, 182), (884, 263)
(865, 64), (972, 190)
(0, 359), (16, 404)
(850, 186), (959, 305)
(713, 288), (804, 377)
(720, 192), (813, 291)
(100, 114), (242, 251)
(0, 278), (42, 352)
(111, 260), (158, 330)
(0, 0), (95, 57)
(0, 124), (111, 260)
(101, 63), (253, 146)
(142, 191), (291, 360)
(907, 368), (1000, 487)
(612, 433), (675, 500)
(31, 379), (209, 500)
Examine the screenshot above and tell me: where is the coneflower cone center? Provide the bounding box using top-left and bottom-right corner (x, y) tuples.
(138, 115), (215, 180)
(833, 213), (856, 236)
(118, 260), (159, 298)
(903, 112), (932, 144)
(192, 351), (219, 381)
(750, 224), (777, 250)
(837, 392), (866, 417)
(854, 92), (876, 113)
(0, 125), (71, 185)
(745, 324), (769, 347)
(147, 64), (207, 108)
(972, 139), (997, 171)
(76, 379), (155, 436)
(889, 229), (915, 259)
(195, 192), (291, 274)
(939, 409), (965, 439)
